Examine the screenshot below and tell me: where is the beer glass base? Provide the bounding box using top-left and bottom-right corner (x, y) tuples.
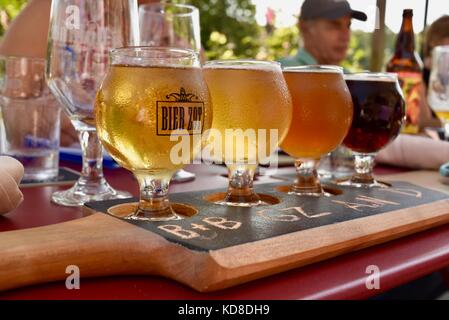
(22, 168), (59, 183)
(214, 199), (266, 207)
(107, 202), (197, 221)
(288, 184), (332, 197)
(288, 190), (325, 197)
(337, 179), (390, 189)
(126, 209), (181, 221)
(216, 188), (266, 207)
(51, 181), (132, 207)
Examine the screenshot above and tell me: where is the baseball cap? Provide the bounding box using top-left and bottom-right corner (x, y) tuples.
(300, 0), (368, 21)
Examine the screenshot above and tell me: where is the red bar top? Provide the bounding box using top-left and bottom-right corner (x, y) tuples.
(1, 162), (448, 300)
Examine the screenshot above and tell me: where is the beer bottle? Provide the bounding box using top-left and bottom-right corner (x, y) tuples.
(386, 9), (424, 134)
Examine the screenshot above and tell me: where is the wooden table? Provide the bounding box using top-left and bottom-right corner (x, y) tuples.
(1, 162), (449, 300)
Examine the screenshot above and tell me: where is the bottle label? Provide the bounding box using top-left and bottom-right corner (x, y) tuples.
(397, 71), (424, 134)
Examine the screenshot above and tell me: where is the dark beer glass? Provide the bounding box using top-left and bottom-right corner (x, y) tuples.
(341, 73), (405, 188)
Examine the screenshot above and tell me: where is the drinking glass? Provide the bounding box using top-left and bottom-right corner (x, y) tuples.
(203, 60), (292, 207)
(428, 45), (449, 139)
(281, 66), (353, 196)
(0, 57), (60, 182)
(95, 47), (212, 220)
(139, 2), (201, 182)
(139, 3), (200, 53)
(46, 0), (139, 206)
(340, 73), (405, 188)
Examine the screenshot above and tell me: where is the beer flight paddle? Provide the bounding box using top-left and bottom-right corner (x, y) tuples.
(0, 171), (449, 293)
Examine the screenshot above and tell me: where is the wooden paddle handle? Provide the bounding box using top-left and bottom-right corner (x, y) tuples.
(0, 213), (166, 292)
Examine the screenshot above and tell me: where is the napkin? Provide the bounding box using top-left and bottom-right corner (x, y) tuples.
(376, 134), (449, 169)
(0, 156), (24, 214)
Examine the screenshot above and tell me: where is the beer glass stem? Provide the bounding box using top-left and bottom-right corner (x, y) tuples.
(134, 173), (176, 220)
(51, 128), (131, 206)
(351, 153), (376, 184)
(79, 130), (105, 184)
(291, 158), (323, 196)
(224, 164), (261, 206)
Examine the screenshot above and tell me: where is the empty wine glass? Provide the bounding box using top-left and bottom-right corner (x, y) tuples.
(46, 0), (139, 206)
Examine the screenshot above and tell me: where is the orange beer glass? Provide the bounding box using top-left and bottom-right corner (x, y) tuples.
(281, 65), (353, 196)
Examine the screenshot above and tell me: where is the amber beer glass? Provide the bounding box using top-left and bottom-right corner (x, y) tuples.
(282, 66), (353, 196)
(341, 73), (405, 188)
(203, 60), (292, 207)
(95, 47), (212, 221)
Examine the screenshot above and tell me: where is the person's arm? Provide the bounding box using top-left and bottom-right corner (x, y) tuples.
(0, 0), (160, 58)
(0, 0), (52, 58)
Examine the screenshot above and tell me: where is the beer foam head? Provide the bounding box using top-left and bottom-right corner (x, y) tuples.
(283, 65), (343, 74)
(344, 72), (398, 82)
(204, 60), (281, 72)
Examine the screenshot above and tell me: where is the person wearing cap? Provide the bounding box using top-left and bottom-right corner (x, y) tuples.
(279, 0), (367, 67)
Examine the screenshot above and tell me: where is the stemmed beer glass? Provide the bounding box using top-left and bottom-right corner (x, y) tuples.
(281, 66), (353, 196)
(340, 73), (405, 188)
(95, 47), (212, 221)
(203, 60), (292, 207)
(139, 2), (201, 182)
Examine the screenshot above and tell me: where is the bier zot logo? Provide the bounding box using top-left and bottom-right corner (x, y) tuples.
(156, 87), (205, 136)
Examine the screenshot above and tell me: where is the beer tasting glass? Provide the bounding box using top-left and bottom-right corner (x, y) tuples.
(46, 0), (138, 206)
(139, 3), (202, 183)
(203, 60), (292, 207)
(341, 73), (405, 188)
(428, 45), (449, 139)
(281, 65), (353, 196)
(95, 47), (212, 221)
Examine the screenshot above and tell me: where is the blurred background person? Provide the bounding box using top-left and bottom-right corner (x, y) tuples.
(421, 13), (449, 133)
(423, 15), (449, 88)
(279, 0), (367, 67)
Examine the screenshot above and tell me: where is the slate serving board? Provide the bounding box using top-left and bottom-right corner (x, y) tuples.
(87, 181), (448, 252)
(0, 171), (449, 292)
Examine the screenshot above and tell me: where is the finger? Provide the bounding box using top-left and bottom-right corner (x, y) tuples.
(0, 168), (24, 215)
(0, 156), (24, 184)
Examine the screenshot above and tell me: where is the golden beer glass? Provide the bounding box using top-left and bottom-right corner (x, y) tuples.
(95, 47), (212, 220)
(203, 60), (292, 207)
(282, 65), (353, 196)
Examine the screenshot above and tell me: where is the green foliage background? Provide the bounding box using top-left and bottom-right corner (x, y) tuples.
(0, 0), (27, 35)
(174, 0), (402, 71)
(0, 0), (414, 71)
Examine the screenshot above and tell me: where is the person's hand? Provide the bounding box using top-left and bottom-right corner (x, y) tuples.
(60, 113), (78, 147)
(0, 156), (24, 214)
